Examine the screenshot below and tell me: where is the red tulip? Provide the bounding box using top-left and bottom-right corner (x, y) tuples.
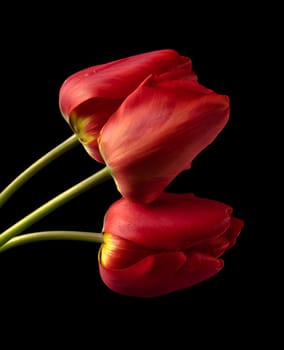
(59, 49), (196, 162)
(98, 73), (230, 203)
(98, 192), (244, 298)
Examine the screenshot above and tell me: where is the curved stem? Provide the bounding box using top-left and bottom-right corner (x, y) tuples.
(0, 134), (79, 208)
(0, 230), (104, 253)
(0, 166), (112, 248)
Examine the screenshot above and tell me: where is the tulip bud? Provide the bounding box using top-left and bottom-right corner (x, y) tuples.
(98, 192), (244, 298)
(59, 49), (196, 162)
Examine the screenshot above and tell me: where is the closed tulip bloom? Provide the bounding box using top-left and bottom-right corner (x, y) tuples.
(98, 192), (244, 298)
(98, 73), (230, 203)
(59, 49), (196, 162)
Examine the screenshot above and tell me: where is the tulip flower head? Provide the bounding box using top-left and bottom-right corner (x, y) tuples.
(59, 49), (196, 162)
(98, 72), (230, 203)
(98, 192), (244, 298)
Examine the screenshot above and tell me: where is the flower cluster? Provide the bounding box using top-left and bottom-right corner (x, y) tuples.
(59, 49), (244, 297)
(0, 49), (243, 298)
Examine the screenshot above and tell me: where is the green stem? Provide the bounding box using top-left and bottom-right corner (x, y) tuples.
(0, 134), (79, 208)
(0, 230), (104, 253)
(0, 166), (112, 248)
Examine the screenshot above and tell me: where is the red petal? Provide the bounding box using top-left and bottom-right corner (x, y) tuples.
(59, 49), (193, 115)
(99, 251), (223, 298)
(103, 192), (233, 251)
(99, 77), (229, 203)
(224, 217), (244, 249)
(186, 217), (244, 258)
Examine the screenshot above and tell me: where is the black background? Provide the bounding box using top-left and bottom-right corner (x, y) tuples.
(0, 7), (276, 347)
